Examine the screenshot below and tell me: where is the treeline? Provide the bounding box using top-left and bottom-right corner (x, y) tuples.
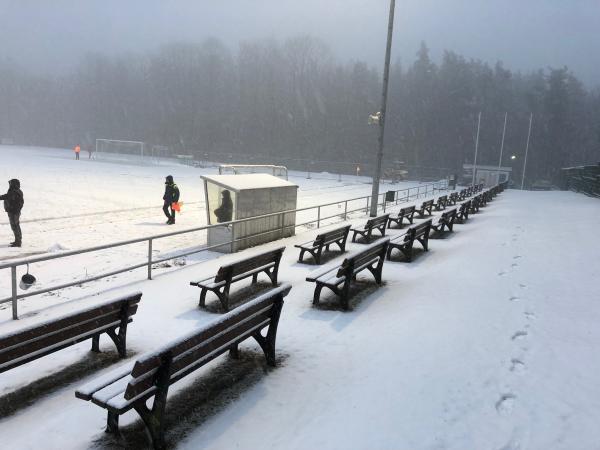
(0, 36), (598, 184)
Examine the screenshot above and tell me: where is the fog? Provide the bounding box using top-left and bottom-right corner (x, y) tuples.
(1, 0), (599, 85)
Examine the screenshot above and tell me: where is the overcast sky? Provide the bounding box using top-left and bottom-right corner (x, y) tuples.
(1, 0), (598, 85)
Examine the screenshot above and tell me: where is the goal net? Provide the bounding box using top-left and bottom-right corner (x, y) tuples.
(95, 139), (145, 163)
(218, 164), (289, 180)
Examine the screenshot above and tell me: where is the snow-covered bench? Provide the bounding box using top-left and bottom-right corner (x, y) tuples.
(0, 292), (142, 374)
(456, 200), (472, 223)
(306, 239), (389, 310)
(387, 205), (415, 229)
(469, 194), (482, 213)
(190, 247), (285, 312)
(75, 285), (291, 450)
(433, 195), (448, 211)
(295, 225), (350, 264)
(416, 199), (434, 217)
(351, 214), (389, 243)
(431, 208), (458, 236)
(448, 192), (460, 205)
(387, 219), (432, 262)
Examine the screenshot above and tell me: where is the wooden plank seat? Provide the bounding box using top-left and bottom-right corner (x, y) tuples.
(351, 214), (390, 243)
(448, 192), (459, 205)
(306, 238), (390, 310)
(76, 284), (291, 450)
(295, 225), (350, 264)
(386, 219), (432, 262)
(387, 205), (416, 229)
(416, 199), (434, 217)
(456, 200), (472, 223)
(0, 292), (142, 374)
(190, 247), (285, 312)
(430, 208), (458, 236)
(434, 195), (448, 211)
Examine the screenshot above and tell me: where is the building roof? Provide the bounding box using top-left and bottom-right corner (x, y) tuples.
(463, 164), (513, 172)
(201, 174), (298, 192)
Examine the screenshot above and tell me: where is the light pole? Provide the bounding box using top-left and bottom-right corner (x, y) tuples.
(369, 0), (396, 217)
(521, 113), (533, 190)
(497, 112), (507, 181)
(472, 112), (482, 186)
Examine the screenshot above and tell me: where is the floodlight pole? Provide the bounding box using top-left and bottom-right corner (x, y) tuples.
(497, 112), (507, 177)
(369, 0), (396, 217)
(472, 112), (482, 186)
(521, 113), (533, 190)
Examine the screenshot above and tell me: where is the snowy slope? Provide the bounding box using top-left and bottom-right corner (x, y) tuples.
(0, 146), (599, 450)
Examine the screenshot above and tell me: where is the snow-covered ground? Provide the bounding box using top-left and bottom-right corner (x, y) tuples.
(0, 145), (425, 316)
(1, 146), (599, 450)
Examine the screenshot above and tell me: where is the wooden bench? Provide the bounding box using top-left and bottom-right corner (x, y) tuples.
(431, 208), (457, 236)
(190, 247), (285, 312)
(448, 192), (459, 205)
(469, 194), (482, 213)
(434, 195), (448, 211)
(306, 239), (389, 310)
(351, 214), (389, 243)
(295, 225), (350, 264)
(76, 284), (291, 450)
(416, 199), (434, 217)
(387, 219), (432, 262)
(387, 205), (415, 229)
(456, 200), (471, 223)
(0, 293), (142, 374)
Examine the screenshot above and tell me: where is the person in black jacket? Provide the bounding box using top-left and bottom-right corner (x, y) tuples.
(0, 179), (24, 247)
(162, 175), (180, 225)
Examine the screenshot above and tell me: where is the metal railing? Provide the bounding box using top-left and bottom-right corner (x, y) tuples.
(561, 165), (600, 197)
(0, 180), (447, 319)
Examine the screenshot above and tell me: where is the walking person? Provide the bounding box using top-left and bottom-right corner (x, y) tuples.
(74, 144), (81, 160)
(162, 175), (180, 225)
(0, 179), (24, 247)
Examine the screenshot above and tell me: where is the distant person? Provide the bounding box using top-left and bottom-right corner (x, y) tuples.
(74, 144), (81, 160)
(0, 179), (24, 247)
(88, 147), (93, 159)
(162, 175), (180, 225)
(214, 189), (233, 223)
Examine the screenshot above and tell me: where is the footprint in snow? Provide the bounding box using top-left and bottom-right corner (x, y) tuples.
(524, 311), (536, 320)
(513, 255), (522, 260)
(511, 263), (519, 268)
(510, 358), (526, 373)
(519, 283), (527, 289)
(495, 393), (516, 415)
(509, 296), (520, 302)
(511, 331), (528, 340)
(498, 271), (508, 277)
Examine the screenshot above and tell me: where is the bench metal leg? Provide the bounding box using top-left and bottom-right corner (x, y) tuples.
(229, 344), (240, 359)
(91, 335), (100, 353)
(199, 288), (208, 308)
(253, 297), (283, 366)
(312, 285), (323, 305)
(106, 411), (119, 434)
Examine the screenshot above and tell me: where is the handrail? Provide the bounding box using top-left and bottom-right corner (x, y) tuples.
(0, 180), (447, 319)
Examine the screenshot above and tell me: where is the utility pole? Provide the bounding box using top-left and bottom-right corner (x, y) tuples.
(472, 112), (482, 186)
(369, 0), (396, 217)
(521, 113), (533, 190)
(497, 112), (507, 180)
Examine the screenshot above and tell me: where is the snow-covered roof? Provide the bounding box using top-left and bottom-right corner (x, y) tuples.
(201, 173), (298, 192)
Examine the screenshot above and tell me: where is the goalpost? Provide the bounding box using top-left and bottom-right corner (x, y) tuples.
(94, 139), (146, 163)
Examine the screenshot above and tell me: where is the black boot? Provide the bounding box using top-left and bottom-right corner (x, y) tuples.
(10, 242), (21, 248)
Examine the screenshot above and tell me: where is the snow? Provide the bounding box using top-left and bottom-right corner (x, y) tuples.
(201, 173), (298, 191)
(1, 145), (599, 449)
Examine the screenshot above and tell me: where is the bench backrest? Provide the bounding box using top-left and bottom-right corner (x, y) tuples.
(449, 193), (458, 201)
(399, 205), (415, 216)
(437, 195), (448, 204)
(364, 214), (389, 230)
(441, 209), (457, 221)
(420, 200), (434, 210)
(404, 219), (432, 241)
(314, 225), (350, 246)
(0, 293), (142, 373)
(336, 239), (389, 278)
(215, 247), (285, 282)
(123, 285), (291, 401)
(460, 200), (471, 212)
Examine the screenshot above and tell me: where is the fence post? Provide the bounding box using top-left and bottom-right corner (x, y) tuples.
(280, 212), (286, 237)
(317, 206), (321, 228)
(383, 195), (386, 213)
(11, 266), (18, 320)
(147, 239), (153, 280)
(344, 201), (348, 220)
(366, 197), (370, 214)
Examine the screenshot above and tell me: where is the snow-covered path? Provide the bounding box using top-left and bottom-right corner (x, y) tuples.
(0, 187), (599, 450)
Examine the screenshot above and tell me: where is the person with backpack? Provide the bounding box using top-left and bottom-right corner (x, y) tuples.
(162, 175), (180, 225)
(0, 179), (24, 247)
